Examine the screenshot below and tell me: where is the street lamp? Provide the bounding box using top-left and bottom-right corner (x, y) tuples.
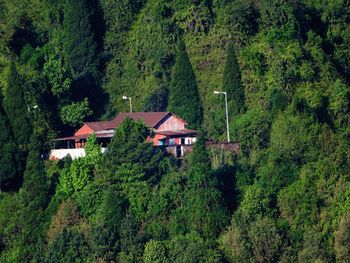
(214, 91), (230, 143)
(122, 96), (132, 113)
(27, 105), (38, 112)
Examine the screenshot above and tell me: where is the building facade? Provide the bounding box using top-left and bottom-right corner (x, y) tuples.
(50, 112), (198, 160)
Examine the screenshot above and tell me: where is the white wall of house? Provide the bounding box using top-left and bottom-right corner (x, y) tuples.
(185, 137), (196, 145)
(49, 148), (107, 160)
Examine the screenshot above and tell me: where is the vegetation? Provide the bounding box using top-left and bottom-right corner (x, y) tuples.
(168, 40), (203, 128)
(0, 0), (350, 262)
(0, 98), (18, 192)
(222, 42), (245, 116)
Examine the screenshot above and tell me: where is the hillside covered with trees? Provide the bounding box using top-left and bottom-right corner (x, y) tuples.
(0, 0), (350, 262)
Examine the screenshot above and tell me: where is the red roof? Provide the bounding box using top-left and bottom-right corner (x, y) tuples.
(109, 112), (174, 129)
(78, 112), (174, 132)
(84, 121), (113, 131)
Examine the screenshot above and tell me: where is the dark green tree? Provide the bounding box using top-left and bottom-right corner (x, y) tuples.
(183, 136), (229, 238)
(168, 40), (203, 128)
(258, 0), (297, 38)
(143, 86), (169, 112)
(101, 0), (146, 55)
(46, 228), (90, 263)
(270, 89), (287, 115)
(4, 61), (32, 147)
(91, 187), (126, 260)
(222, 42), (245, 115)
(188, 135), (211, 173)
(101, 118), (165, 180)
(15, 133), (50, 261)
(21, 134), (49, 208)
(167, 233), (222, 262)
(63, 0), (97, 76)
(0, 101), (19, 192)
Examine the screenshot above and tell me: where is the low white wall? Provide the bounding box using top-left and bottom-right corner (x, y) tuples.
(49, 148), (107, 160)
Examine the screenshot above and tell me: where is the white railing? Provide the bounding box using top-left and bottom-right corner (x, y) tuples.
(49, 148), (107, 160)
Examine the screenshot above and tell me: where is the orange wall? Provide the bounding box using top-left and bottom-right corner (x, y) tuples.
(74, 124), (94, 136)
(151, 134), (166, 145)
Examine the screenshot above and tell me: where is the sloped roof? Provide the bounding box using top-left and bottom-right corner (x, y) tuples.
(84, 121), (113, 131)
(109, 112), (173, 129)
(82, 112), (183, 132)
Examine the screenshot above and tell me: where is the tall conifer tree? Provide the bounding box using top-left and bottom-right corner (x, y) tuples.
(168, 40), (203, 128)
(184, 135), (229, 238)
(19, 133), (49, 261)
(4, 61), (32, 147)
(0, 100), (18, 192)
(222, 42), (245, 115)
(63, 0), (96, 76)
(189, 135), (211, 173)
(21, 134), (49, 208)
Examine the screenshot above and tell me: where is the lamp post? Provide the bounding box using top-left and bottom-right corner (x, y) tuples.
(122, 96), (132, 113)
(214, 91), (230, 143)
(27, 105), (38, 112)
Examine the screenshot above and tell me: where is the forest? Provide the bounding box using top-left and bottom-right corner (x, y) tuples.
(0, 0), (350, 262)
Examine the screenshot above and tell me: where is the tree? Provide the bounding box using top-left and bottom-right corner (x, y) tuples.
(168, 40), (202, 128)
(258, 0), (297, 37)
(91, 187), (125, 260)
(101, 0), (146, 55)
(298, 230), (331, 262)
(188, 135), (211, 173)
(16, 133), (50, 261)
(219, 220), (250, 262)
(63, 0), (96, 76)
(222, 42), (245, 115)
(270, 88), (287, 115)
(143, 86), (169, 112)
(248, 217), (283, 263)
(4, 61), (32, 147)
(182, 137), (229, 239)
(59, 98), (93, 127)
(143, 240), (167, 263)
(167, 233), (222, 263)
(57, 157), (93, 197)
(101, 118), (165, 180)
(21, 133), (49, 209)
(47, 200), (81, 243)
(0, 101), (19, 192)
(335, 213), (350, 262)
(46, 228), (90, 263)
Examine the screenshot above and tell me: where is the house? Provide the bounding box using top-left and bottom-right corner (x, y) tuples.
(50, 112), (198, 160)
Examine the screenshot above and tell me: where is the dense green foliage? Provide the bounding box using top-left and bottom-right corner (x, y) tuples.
(0, 99), (18, 191)
(4, 62), (32, 147)
(0, 0), (350, 262)
(168, 40), (203, 128)
(63, 0), (96, 76)
(222, 42), (245, 116)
